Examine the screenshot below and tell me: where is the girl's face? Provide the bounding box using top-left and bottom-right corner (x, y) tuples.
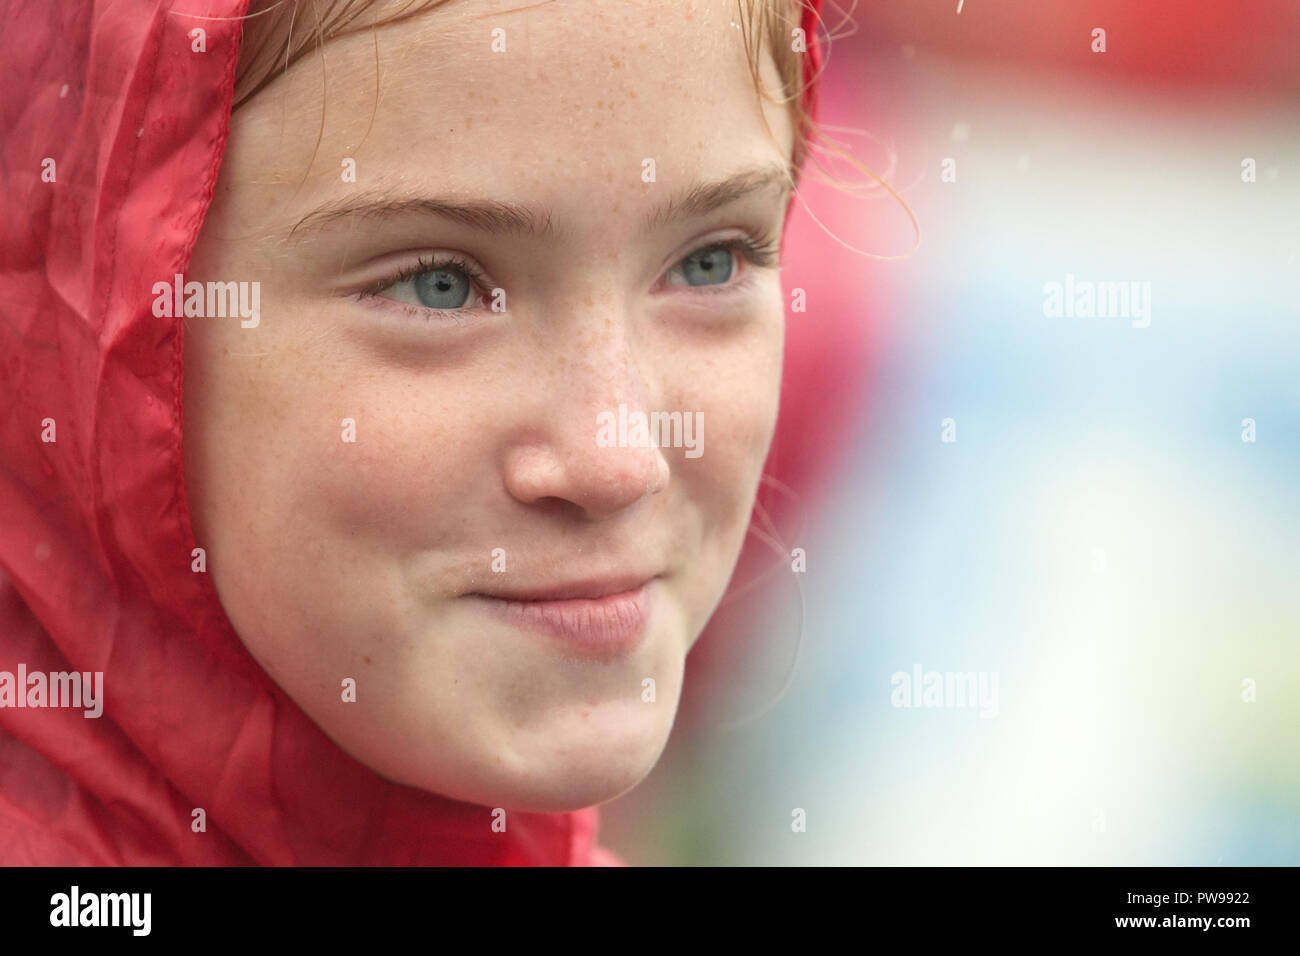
(184, 0), (794, 812)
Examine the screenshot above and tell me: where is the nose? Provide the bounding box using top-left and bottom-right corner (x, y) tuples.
(501, 331), (670, 520)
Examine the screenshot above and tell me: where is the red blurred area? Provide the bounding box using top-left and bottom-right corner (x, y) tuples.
(852, 0), (1300, 95)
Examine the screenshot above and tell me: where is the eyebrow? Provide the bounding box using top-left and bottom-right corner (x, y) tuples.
(284, 162), (793, 243)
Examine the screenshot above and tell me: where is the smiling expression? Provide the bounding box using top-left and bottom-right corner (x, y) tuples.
(182, 0), (796, 811)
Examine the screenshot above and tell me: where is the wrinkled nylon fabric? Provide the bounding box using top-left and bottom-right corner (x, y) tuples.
(0, 0), (825, 865)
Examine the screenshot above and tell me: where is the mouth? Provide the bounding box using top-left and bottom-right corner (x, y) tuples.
(464, 574), (659, 656)
(468, 573), (658, 603)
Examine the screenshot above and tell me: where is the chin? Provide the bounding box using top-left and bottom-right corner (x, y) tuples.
(448, 708), (674, 813)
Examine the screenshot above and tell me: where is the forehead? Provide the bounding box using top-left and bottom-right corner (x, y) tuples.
(219, 0), (794, 237)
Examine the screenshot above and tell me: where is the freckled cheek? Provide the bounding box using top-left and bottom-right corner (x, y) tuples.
(664, 334), (783, 528)
(294, 392), (501, 548)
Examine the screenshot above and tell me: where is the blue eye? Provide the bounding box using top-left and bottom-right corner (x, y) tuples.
(358, 254), (487, 313)
(412, 266), (472, 309)
(677, 245), (735, 287)
(663, 235), (781, 291)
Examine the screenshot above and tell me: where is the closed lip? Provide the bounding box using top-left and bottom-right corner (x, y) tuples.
(466, 573), (659, 603)
(466, 573), (658, 655)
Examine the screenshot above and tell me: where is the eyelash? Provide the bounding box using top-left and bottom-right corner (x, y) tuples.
(350, 232), (782, 319)
(354, 253), (489, 311)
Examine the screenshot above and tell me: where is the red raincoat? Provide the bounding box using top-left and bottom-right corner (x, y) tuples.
(0, 0), (828, 865)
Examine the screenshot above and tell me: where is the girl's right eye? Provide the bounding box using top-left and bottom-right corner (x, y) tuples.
(407, 265), (474, 309)
(357, 254), (489, 313)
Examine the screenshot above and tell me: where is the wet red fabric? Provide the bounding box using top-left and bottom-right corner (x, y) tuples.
(0, 1), (827, 864)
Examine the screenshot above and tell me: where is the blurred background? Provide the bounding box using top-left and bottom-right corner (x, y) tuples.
(601, 0), (1300, 864)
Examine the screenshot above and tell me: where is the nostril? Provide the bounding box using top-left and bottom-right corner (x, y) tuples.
(530, 496), (585, 520)
(649, 450), (670, 496)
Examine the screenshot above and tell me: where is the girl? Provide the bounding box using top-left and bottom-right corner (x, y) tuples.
(0, 0), (832, 865)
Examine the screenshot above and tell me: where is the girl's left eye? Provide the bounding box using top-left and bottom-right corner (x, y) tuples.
(664, 235), (781, 290)
(669, 244), (735, 287)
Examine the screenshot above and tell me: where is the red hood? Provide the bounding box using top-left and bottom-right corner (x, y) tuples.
(0, 0), (826, 864)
